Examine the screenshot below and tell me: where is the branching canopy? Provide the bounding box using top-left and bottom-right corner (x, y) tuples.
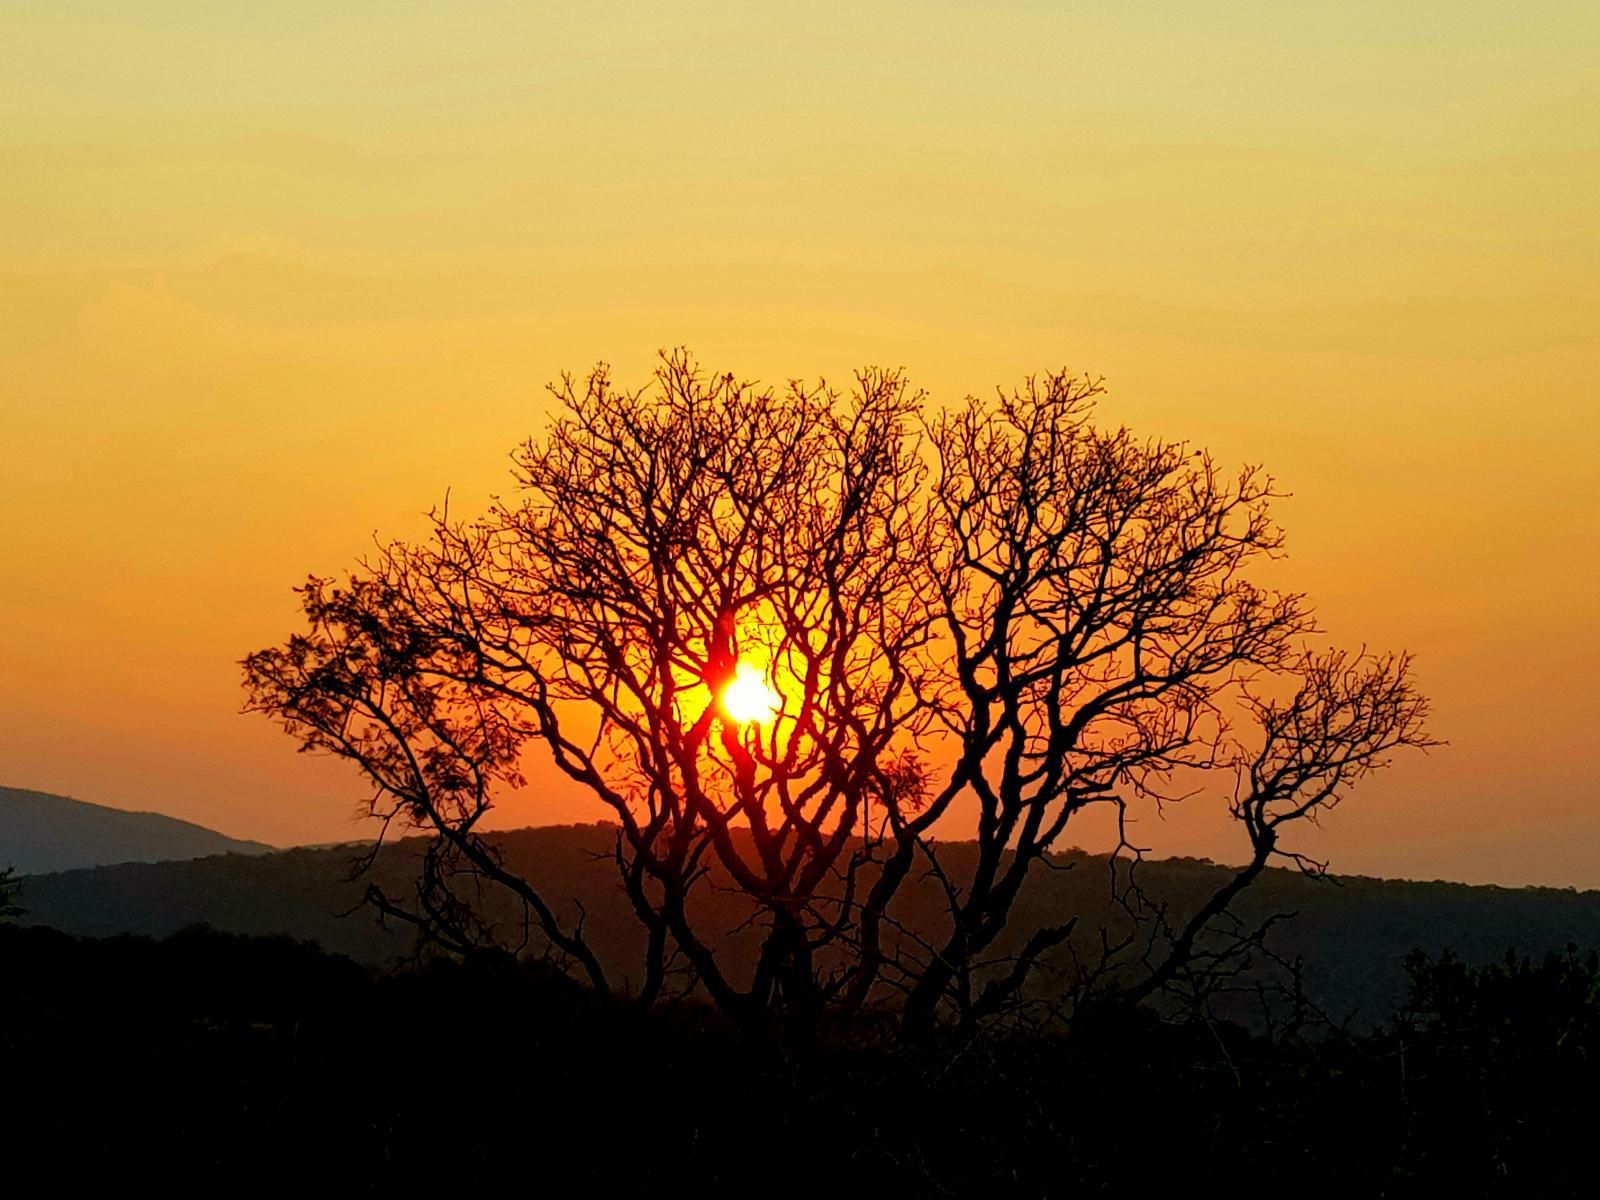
(244, 349), (1435, 1042)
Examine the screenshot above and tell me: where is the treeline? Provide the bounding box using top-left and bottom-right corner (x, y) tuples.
(4, 922), (1597, 1195)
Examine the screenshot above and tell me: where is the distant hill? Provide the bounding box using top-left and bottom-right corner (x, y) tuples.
(15, 822), (1600, 1027)
(1, 785), (274, 875)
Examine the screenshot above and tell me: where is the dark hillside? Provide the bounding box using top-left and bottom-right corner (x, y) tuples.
(0, 784), (274, 874)
(17, 823), (1600, 1027)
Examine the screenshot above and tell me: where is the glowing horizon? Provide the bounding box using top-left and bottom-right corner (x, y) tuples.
(1, 2), (1596, 888)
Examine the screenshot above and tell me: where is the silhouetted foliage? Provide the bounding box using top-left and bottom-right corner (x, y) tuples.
(1388, 947), (1600, 1187)
(244, 349), (1435, 1044)
(4, 924), (1595, 1194)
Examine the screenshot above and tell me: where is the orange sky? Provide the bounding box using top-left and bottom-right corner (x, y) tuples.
(2, 3), (1596, 885)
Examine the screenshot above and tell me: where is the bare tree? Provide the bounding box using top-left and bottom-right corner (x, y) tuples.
(244, 349), (1433, 1044)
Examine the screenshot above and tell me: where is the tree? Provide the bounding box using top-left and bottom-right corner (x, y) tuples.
(0, 867), (20, 922)
(244, 349), (1434, 1045)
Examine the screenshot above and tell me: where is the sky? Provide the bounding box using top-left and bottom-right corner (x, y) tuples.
(1, 2), (1596, 886)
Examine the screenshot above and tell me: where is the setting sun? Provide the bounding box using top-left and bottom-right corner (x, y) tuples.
(721, 661), (781, 725)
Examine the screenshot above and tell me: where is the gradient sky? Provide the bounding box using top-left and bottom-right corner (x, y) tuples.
(2, 2), (1596, 885)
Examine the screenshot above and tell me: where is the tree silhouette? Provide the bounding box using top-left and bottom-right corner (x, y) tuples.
(243, 349), (1434, 1044)
(0, 868), (19, 922)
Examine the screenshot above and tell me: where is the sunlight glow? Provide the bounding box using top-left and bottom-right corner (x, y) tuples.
(721, 660), (781, 725)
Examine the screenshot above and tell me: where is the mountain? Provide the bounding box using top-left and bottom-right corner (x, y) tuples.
(14, 821), (1600, 1028)
(1, 785), (274, 875)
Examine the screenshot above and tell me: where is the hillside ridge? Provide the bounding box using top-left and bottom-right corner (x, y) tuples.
(16, 821), (1600, 1027)
(1, 784), (275, 875)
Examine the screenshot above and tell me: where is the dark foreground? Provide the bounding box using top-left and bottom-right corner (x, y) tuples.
(4, 923), (1595, 1196)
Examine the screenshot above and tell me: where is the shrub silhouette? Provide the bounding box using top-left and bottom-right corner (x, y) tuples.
(5, 924), (1597, 1194)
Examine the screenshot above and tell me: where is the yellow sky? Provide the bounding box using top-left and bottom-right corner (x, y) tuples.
(2, 2), (1596, 884)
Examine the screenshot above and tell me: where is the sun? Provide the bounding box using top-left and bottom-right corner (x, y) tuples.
(721, 660), (781, 724)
